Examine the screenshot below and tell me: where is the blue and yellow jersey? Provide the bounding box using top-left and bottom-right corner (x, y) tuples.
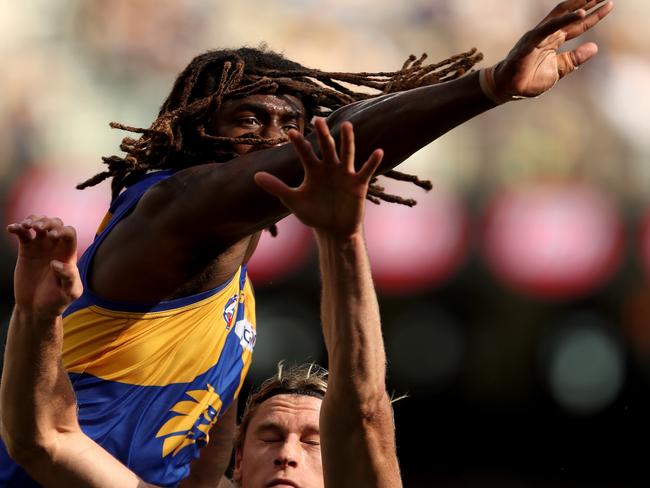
(0, 170), (256, 487)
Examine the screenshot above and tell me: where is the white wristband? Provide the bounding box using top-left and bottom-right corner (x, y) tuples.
(478, 65), (508, 105)
(479, 64), (535, 105)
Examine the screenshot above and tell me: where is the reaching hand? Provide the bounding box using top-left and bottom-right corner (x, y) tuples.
(254, 118), (383, 237)
(7, 216), (82, 319)
(494, 0), (614, 99)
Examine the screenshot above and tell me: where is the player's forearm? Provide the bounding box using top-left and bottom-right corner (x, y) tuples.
(316, 229), (386, 408)
(1, 306), (158, 487)
(158, 71), (492, 245)
(0, 306), (77, 461)
(328, 70), (493, 173)
(179, 402), (237, 488)
(316, 229), (402, 488)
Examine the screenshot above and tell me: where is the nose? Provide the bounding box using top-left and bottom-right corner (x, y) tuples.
(273, 441), (299, 469)
(260, 123), (289, 146)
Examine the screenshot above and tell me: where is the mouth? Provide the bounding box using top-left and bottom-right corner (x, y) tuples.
(266, 479), (299, 488)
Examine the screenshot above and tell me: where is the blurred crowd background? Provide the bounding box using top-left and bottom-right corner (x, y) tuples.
(1, 1), (649, 486)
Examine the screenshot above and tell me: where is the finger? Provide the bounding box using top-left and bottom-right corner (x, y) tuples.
(557, 42), (599, 77)
(338, 122), (355, 171)
(25, 214), (45, 223)
(48, 225), (78, 260)
(545, 0), (604, 19)
(254, 171), (295, 201)
(23, 214), (46, 231)
(563, 1), (613, 41)
(357, 149), (384, 183)
(314, 118), (338, 164)
(528, 10), (586, 46)
(6, 223), (34, 244)
(58, 225), (78, 246)
(288, 130), (320, 171)
(51, 260), (83, 301)
(33, 216), (64, 234)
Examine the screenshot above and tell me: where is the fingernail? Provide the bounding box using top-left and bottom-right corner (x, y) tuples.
(51, 260), (64, 271)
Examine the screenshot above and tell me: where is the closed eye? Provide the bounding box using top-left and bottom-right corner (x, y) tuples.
(258, 432), (284, 443)
(302, 437), (320, 446)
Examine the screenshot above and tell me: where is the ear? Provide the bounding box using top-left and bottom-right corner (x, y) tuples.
(232, 447), (244, 482)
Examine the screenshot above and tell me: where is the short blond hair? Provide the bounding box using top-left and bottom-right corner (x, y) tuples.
(235, 362), (328, 451)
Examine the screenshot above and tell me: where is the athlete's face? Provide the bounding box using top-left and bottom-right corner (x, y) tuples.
(210, 94), (307, 156)
(233, 394), (324, 488)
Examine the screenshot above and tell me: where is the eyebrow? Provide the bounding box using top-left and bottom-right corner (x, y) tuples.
(229, 101), (304, 119)
(255, 421), (284, 434)
(254, 421), (320, 436)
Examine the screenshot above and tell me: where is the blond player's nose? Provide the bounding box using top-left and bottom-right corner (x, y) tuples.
(273, 441), (299, 468)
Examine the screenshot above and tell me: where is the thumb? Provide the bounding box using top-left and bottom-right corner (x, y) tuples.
(51, 260), (83, 301)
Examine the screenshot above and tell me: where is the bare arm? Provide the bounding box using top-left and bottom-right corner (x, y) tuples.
(147, 0), (613, 243)
(91, 1), (613, 301)
(0, 217), (158, 488)
(255, 120), (400, 487)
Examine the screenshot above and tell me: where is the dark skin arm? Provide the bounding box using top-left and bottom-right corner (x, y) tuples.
(90, 0), (613, 303)
(178, 401), (237, 488)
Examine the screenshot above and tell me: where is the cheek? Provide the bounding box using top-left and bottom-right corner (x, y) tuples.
(305, 447), (323, 474)
(240, 445), (274, 483)
(303, 450), (324, 488)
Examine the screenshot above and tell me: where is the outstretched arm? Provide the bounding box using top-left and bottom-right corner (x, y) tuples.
(91, 1), (613, 302)
(255, 119), (400, 487)
(151, 0), (613, 241)
(0, 217), (157, 488)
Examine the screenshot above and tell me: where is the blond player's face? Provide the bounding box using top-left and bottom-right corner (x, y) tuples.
(234, 394), (324, 488)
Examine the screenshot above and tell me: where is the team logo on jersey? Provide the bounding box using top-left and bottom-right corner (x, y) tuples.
(156, 384), (223, 458)
(234, 319), (256, 352)
(223, 294), (238, 330)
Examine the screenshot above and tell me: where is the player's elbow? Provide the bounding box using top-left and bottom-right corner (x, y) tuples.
(1, 427), (57, 472)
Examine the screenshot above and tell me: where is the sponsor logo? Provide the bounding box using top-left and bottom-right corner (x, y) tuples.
(235, 319), (256, 352)
(223, 294), (238, 330)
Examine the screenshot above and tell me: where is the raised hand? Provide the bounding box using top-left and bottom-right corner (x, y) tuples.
(254, 118), (383, 237)
(7, 216), (82, 319)
(494, 0), (614, 99)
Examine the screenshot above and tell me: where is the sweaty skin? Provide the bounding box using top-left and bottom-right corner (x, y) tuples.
(0, 120), (396, 488)
(88, 1), (613, 308)
(0, 2), (614, 486)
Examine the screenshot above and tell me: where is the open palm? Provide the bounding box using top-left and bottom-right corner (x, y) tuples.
(254, 118), (383, 237)
(495, 0), (614, 98)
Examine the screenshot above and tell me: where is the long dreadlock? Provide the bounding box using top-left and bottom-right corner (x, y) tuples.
(78, 46), (483, 234)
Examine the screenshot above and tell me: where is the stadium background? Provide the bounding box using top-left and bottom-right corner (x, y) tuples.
(1, 1), (649, 485)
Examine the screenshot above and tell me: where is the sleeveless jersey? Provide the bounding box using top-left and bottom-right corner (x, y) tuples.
(0, 170), (256, 487)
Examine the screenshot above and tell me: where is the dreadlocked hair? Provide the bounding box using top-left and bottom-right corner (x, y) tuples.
(79, 46), (483, 232)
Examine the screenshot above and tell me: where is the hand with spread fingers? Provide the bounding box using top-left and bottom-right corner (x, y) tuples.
(254, 117), (383, 237)
(7, 216), (82, 319)
(492, 0), (614, 101)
